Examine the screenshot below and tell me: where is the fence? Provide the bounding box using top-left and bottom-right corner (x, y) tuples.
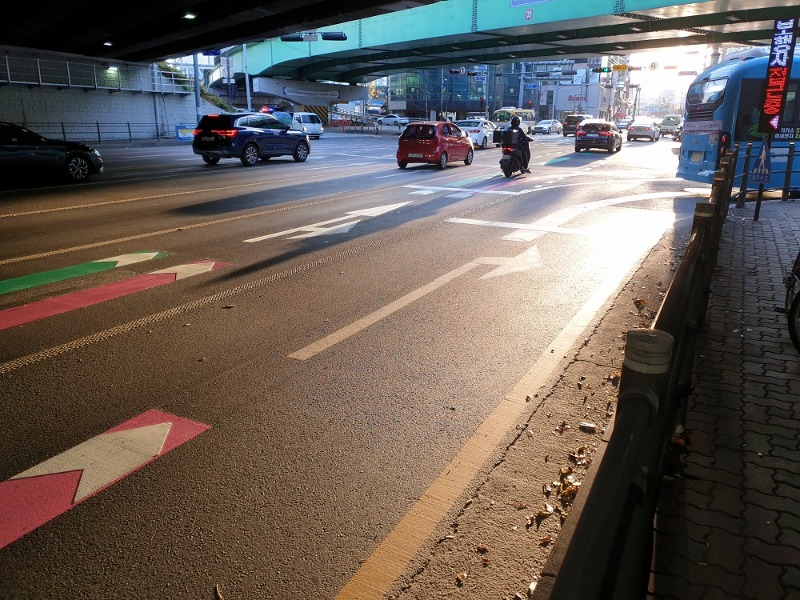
(533, 149), (738, 599)
(0, 46), (192, 95)
(17, 121), (195, 144)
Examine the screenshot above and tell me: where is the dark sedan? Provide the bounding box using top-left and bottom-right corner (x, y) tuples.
(574, 119), (623, 153)
(0, 121), (104, 183)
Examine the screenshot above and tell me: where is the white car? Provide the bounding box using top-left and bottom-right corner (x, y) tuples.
(531, 119), (563, 135)
(377, 114), (410, 127)
(454, 119), (497, 149)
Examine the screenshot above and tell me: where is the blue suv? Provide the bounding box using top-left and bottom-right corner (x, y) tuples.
(192, 112), (310, 167)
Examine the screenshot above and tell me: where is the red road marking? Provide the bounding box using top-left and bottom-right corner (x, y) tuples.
(0, 260), (229, 330)
(0, 409), (210, 549)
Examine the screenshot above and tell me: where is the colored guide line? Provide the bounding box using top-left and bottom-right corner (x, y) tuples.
(0, 251), (170, 295)
(0, 409), (210, 550)
(0, 260), (230, 331)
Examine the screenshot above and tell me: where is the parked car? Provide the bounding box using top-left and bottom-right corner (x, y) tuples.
(378, 114), (410, 127)
(626, 117), (661, 141)
(192, 112), (311, 166)
(0, 121), (104, 183)
(531, 119), (563, 135)
(454, 119), (497, 149)
(658, 114), (682, 137)
(289, 112), (324, 139)
(574, 119), (623, 153)
(396, 121), (474, 169)
(562, 113), (594, 136)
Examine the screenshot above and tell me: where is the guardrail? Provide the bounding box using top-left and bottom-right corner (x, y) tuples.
(533, 147), (738, 599)
(16, 121), (195, 144)
(0, 46), (192, 95)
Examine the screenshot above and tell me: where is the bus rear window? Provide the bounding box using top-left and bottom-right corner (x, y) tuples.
(686, 77), (728, 105)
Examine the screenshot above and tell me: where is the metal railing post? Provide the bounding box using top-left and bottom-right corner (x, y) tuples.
(783, 142), (795, 201)
(736, 142), (752, 208)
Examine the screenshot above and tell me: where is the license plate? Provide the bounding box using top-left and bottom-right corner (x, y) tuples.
(201, 136), (215, 142)
(690, 151), (703, 164)
(587, 133), (598, 138)
(408, 153), (423, 158)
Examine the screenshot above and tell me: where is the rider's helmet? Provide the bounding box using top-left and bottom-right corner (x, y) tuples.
(510, 116), (521, 128)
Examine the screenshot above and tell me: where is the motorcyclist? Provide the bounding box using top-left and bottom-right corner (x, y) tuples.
(509, 115), (532, 173)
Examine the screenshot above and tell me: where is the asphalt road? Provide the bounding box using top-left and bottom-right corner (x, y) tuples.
(0, 131), (706, 598)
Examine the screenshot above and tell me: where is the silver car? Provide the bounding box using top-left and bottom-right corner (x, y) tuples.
(626, 117), (661, 142)
(531, 119), (563, 135)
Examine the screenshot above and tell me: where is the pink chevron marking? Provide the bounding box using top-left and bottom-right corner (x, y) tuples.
(0, 410), (210, 550)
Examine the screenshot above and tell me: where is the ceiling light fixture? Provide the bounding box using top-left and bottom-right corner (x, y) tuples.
(556, 32), (570, 40)
(183, 12), (197, 20)
(103, 41), (112, 47)
(615, 44), (626, 50)
(629, 25), (644, 32)
(556, 49), (568, 54)
(725, 13), (742, 22)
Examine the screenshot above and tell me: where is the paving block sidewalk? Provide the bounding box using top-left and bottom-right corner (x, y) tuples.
(649, 198), (800, 600)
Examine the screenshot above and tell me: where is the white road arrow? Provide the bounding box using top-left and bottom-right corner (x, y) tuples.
(11, 423), (171, 502)
(476, 246), (542, 278)
(244, 202), (411, 243)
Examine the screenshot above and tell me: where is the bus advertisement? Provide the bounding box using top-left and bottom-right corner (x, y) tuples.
(677, 45), (800, 193)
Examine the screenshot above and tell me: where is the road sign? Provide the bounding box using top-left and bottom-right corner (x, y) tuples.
(751, 142), (772, 183)
(475, 76), (485, 82)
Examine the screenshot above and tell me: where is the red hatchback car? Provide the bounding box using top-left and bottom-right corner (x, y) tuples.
(396, 121), (474, 169)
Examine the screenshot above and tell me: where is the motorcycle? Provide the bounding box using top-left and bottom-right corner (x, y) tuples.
(673, 124), (683, 142)
(500, 145), (525, 177)
(498, 129), (525, 177)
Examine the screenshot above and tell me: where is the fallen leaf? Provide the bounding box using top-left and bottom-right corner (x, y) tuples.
(539, 535), (553, 546)
(477, 545), (489, 554)
(456, 571), (468, 586)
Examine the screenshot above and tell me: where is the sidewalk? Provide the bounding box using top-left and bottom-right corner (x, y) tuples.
(649, 198), (800, 599)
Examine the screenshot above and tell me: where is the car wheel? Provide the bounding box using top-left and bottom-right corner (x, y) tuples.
(464, 149), (474, 165)
(575, 146), (582, 152)
(240, 143), (259, 166)
(481, 137), (488, 150)
(397, 161), (407, 169)
(65, 154), (91, 182)
(293, 141), (309, 162)
(438, 152), (448, 170)
(563, 132), (568, 137)
(607, 142), (614, 153)
(202, 155), (220, 165)
(627, 136), (633, 141)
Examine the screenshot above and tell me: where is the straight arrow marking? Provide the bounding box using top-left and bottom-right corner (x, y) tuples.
(0, 409), (210, 550)
(0, 260), (230, 331)
(244, 202), (411, 243)
(0, 251), (169, 296)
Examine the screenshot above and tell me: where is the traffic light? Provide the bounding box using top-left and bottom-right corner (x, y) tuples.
(591, 66), (612, 73)
(479, 97), (485, 110)
(449, 68), (460, 74)
(467, 71), (477, 76)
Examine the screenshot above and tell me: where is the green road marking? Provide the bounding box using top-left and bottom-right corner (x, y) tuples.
(0, 251), (169, 295)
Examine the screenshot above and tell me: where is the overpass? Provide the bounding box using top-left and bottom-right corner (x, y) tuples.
(218, 0), (800, 85)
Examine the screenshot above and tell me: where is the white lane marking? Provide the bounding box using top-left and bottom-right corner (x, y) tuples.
(335, 212), (671, 599)
(244, 202), (410, 243)
(288, 262), (482, 360)
(445, 217), (582, 236)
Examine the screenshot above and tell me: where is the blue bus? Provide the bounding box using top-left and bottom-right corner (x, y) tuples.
(677, 47), (800, 192)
